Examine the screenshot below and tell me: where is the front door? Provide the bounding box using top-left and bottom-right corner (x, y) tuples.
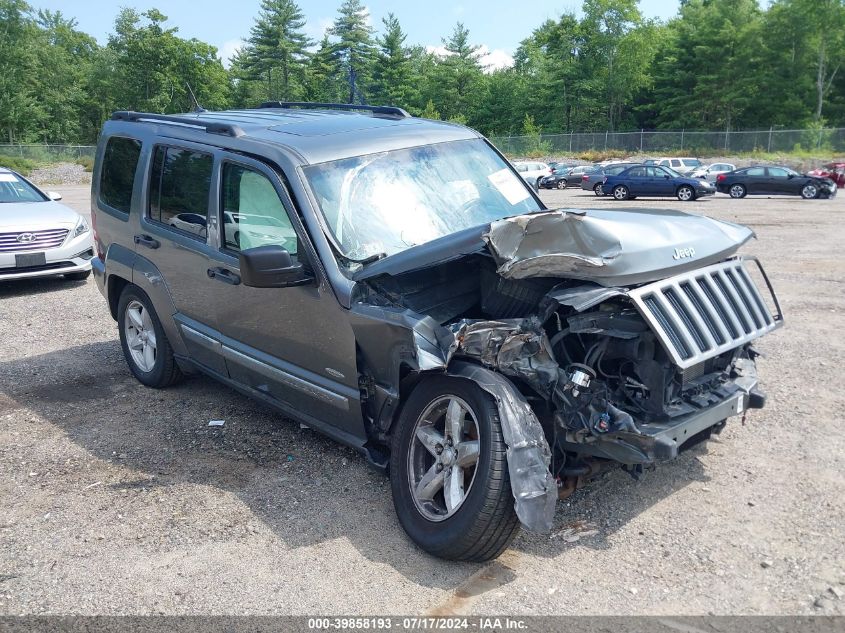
(649, 166), (676, 196)
(206, 155), (365, 442)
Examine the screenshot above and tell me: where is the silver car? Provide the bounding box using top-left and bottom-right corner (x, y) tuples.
(691, 162), (736, 183)
(0, 167), (93, 282)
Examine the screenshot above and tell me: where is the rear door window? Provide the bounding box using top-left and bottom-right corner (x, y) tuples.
(99, 137), (142, 214)
(148, 146), (213, 241)
(746, 167), (766, 177)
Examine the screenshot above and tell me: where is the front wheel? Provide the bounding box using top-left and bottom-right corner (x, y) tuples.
(677, 185), (695, 201)
(556, 180), (567, 189)
(612, 185), (629, 200)
(801, 184), (819, 199)
(389, 376), (519, 561)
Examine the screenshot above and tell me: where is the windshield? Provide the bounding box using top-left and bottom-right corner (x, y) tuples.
(304, 139), (543, 261)
(662, 166), (683, 178)
(0, 172), (46, 203)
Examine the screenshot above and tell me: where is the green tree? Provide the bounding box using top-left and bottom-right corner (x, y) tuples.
(329, 0), (375, 103)
(371, 13), (414, 107)
(242, 0), (311, 101)
(431, 23), (484, 123)
(0, 0), (39, 142)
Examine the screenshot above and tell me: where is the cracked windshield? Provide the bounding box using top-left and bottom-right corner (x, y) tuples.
(304, 138), (542, 261)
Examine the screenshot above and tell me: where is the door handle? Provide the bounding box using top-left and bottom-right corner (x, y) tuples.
(207, 267), (241, 285)
(133, 234), (160, 249)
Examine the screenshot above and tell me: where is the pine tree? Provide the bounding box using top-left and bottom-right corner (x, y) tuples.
(329, 0), (375, 103)
(243, 0), (311, 101)
(371, 13), (414, 107)
(431, 23), (484, 122)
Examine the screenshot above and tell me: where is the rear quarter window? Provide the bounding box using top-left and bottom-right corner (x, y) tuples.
(99, 137), (142, 214)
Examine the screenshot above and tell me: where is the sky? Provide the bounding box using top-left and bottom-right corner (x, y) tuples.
(31, 0), (681, 70)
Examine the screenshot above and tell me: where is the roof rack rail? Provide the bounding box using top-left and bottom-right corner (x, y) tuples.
(110, 111), (245, 137)
(258, 101), (411, 119)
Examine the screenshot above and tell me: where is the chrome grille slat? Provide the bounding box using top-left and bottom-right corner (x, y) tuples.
(0, 228), (69, 253)
(628, 258), (783, 369)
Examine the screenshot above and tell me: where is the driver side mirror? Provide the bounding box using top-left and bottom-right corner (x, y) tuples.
(239, 245), (314, 288)
(788, 173), (795, 178)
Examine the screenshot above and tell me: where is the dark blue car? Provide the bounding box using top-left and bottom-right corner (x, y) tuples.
(603, 164), (715, 202)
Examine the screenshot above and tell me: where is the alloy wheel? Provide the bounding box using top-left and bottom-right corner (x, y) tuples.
(124, 299), (157, 372)
(408, 395), (480, 522)
(802, 184), (818, 199)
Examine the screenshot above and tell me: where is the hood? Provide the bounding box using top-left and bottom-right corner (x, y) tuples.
(484, 208), (754, 286)
(0, 201), (81, 231)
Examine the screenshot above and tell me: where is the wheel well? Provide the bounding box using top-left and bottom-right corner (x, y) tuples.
(107, 275), (130, 320)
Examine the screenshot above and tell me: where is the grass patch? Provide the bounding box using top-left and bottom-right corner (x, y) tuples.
(76, 156), (94, 172)
(0, 154), (37, 176)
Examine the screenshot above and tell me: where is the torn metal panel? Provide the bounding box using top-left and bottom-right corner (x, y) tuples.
(541, 283), (628, 315)
(449, 317), (560, 397)
(448, 361), (557, 533)
(484, 208), (755, 286)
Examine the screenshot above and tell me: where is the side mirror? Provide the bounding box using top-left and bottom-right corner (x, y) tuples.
(787, 173), (795, 178)
(664, 175), (670, 179)
(47, 191), (62, 201)
(239, 245), (314, 288)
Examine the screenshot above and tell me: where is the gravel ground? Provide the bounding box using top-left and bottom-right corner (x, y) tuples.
(0, 188), (843, 615)
(28, 163), (91, 187)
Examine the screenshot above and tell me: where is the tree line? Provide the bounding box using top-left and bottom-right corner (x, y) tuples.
(1, 0), (844, 145)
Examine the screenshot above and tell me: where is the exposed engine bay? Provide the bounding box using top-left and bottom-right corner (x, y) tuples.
(350, 209), (783, 533)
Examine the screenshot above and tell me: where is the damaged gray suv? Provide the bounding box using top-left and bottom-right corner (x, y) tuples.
(91, 103), (783, 561)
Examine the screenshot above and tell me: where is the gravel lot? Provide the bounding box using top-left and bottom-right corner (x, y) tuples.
(1, 186), (843, 616)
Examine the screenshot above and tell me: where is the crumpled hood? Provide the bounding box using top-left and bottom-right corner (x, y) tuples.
(0, 201), (81, 230)
(483, 207), (754, 287)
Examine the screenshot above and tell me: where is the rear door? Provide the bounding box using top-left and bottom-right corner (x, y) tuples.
(743, 166), (767, 194)
(206, 154), (365, 440)
(139, 142), (226, 373)
(624, 166), (650, 194)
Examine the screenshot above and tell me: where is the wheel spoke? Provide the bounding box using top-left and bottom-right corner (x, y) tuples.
(145, 329), (157, 350)
(141, 307), (153, 331)
(445, 399), (464, 442)
(415, 425), (444, 457)
(455, 440), (479, 468)
(415, 463), (445, 501)
(142, 343), (155, 370)
(444, 465), (464, 512)
(127, 333), (144, 351)
(127, 307), (143, 330)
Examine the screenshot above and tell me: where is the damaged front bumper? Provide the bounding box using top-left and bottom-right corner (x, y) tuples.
(557, 357), (766, 464)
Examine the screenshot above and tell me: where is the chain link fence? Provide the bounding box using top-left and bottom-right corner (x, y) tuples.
(0, 144), (96, 162)
(490, 128), (845, 156)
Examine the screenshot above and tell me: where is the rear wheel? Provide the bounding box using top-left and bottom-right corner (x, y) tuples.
(536, 177), (543, 188)
(556, 180), (567, 189)
(118, 286), (183, 388)
(389, 376), (519, 561)
(801, 184), (818, 199)
(593, 183), (604, 196)
(729, 184), (746, 198)
(677, 185), (695, 201)
(612, 185), (629, 200)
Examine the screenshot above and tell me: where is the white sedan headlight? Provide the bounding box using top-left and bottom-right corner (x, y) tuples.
(72, 216), (90, 239)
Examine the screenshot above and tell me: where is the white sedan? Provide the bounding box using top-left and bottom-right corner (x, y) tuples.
(0, 167), (94, 282)
(691, 162), (736, 183)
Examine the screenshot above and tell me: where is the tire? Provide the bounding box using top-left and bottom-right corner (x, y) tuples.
(801, 184), (819, 199)
(556, 180), (567, 189)
(593, 183), (604, 196)
(612, 185), (629, 200)
(117, 285), (183, 388)
(677, 185), (695, 202)
(729, 184), (746, 199)
(389, 376), (519, 561)
(536, 177), (543, 188)
(64, 269), (91, 281)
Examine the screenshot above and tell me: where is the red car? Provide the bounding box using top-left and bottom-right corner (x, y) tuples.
(808, 162), (845, 188)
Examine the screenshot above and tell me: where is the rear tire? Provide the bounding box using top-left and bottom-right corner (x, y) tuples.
(729, 184), (746, 198)
(612, 185), (629, 200)
(117, 285), (183, 388)
(389, 376), (519, 561)
(593, 183), (604, 196)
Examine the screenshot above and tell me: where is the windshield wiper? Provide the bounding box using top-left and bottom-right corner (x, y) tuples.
(346, 251), (388, 266)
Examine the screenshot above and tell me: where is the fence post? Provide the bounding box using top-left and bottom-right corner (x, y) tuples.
(604, 130), (608, 152)
(724, 127), (729, 153)
(569, 133), (572, 154)
(767, 126), (773, 153)
(818, 129), (823, 149)
(681, 128), (684, 151)
(640, 129), (643, 153)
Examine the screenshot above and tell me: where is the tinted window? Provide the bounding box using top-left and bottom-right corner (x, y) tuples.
(100, 137), (141, 214)
(745, 167), (766, 177)
(768, 167), (788, 177)
(605, 165), (628, 175)
(671, 159), (681, 167)
(149, 146), (213, 240)
(626, 167), (647, 177)
(648, 166), (667, 177)
(221, 163), (297, 255)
